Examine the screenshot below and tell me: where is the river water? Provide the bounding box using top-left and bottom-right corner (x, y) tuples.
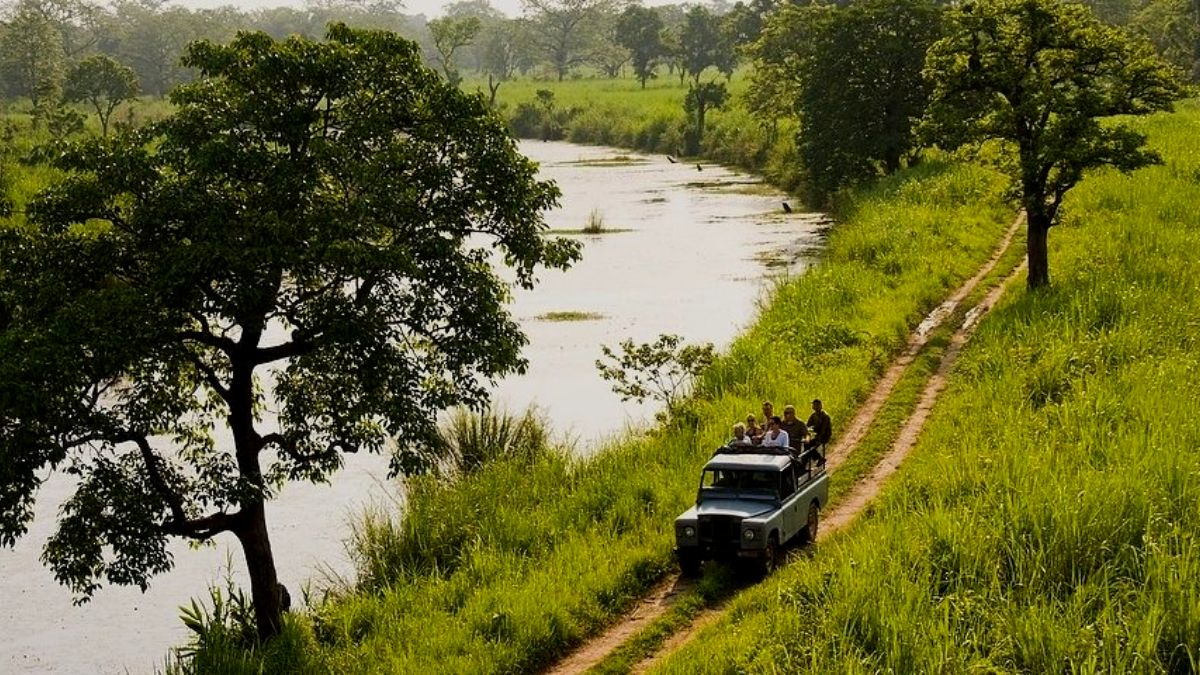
(0, 141), (827, 674)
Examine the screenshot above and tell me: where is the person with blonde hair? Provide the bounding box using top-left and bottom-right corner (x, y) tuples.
(729, 422), (753, 448)
(744, 413), (762, 443)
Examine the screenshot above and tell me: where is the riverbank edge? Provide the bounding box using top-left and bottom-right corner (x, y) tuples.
(178, 151), (1013, 673)
(651, 104), (1200, 672)
(492, 77), (807, 197)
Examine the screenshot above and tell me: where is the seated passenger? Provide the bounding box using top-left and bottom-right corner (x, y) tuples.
(728, 423), (753, 448)
(744, 414), (763, 443)
(760, 401), (775, 429)
(779, 404), (808, 452)
(805, 399), (833, 452)
(760, 416), (790, 449)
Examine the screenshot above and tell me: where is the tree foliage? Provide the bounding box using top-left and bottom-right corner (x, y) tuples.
(0, 24), (579, 640)
(923, 0), (1184, 288)
(1132, 0), (1200, 80)
(755, 0), (942, 202)
(64, 53), (139, 135)
(595, 334), (716, 420)
(615, 5), (665, 88)
(428, 15), (482, 86)
(684, 79), (727, 154)
(0, 2), (66, 118)
(521, 0), (613, 81)
(678, 5), (736, 83)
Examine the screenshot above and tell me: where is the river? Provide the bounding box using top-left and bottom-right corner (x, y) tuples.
(0, 141), (827, 674)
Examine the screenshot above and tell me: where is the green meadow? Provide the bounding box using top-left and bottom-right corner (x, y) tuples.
(178, 153), (1013, 671)
(652, 101), (1200, 674)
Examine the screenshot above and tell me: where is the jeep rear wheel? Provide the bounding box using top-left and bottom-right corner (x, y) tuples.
(802, 501), (820, 545)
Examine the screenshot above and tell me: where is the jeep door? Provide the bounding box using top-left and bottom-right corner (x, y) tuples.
(779, 463), (804, 543)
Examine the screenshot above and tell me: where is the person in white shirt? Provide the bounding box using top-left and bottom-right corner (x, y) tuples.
(760, 416), (790, 449)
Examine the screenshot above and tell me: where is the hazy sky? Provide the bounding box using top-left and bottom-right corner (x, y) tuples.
(174, 0), (527, 19)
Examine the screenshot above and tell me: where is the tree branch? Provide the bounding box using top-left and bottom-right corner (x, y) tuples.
(123, 434), (241, 541)
(127, 434), (187, 524)
(255, 340), (311, 366)
(261, 432), (359, 461)
(179, 329), (237, 355)
(160, 511), (242, 541)
(182, 349), (231, 402)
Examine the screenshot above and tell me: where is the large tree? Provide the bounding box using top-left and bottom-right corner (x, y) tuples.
(0, 3), (65, 117)
(0, 25), (578, 641)
(754, 0), (942, 200)
(615, 4), (665, 88)
(521, 0), (613, 81)
(923, 0), (1183, 288)
(64, 54), (140, 136)
(428, 15), (482, 85)
(678, 5), (735, 83)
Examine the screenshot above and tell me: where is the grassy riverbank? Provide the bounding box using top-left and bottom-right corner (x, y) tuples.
(483, 74), (806, 194)
(652, 102), (1200, 673)
(180, 154), (1011, 672)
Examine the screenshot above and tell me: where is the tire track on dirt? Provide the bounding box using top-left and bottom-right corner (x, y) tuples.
(542, 215), (1024, 675)
(630, 258), (1028, 675)
(824, 214), (1023, 472)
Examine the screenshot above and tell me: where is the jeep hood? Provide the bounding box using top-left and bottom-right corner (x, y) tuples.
(694, 499), (774, 519)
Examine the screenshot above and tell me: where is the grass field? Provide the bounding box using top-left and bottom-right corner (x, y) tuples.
(177, 153), (1011, 672)
(651, 101), (1200, 673)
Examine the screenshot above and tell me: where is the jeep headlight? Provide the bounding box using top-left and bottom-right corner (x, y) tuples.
(743, 529), (756, 541)
(684, 526), (696, 538)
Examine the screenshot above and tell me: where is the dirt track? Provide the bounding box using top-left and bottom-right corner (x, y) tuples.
(543, 216), (1026, 675)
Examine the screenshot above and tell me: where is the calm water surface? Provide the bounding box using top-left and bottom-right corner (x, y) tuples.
(0, 141), (827, 674)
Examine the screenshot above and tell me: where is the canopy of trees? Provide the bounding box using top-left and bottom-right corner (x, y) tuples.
(0, 23), (579, 640)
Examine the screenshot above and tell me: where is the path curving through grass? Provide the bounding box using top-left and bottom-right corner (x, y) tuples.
(542, 215), (1027, 675)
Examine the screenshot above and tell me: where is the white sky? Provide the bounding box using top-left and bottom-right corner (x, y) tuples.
(173, 0), (524, 20)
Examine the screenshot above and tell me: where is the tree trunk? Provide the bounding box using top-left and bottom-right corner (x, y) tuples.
(236, 500), (283, 641)
(488, 75), (500, 106)
(1026, 210), (1051, 289)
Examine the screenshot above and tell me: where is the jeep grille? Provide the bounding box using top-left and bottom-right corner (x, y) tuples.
(698, 515), (741, 545)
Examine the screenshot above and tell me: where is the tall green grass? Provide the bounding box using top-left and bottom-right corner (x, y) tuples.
(175, 154), (1012, 673)
(652, 101), (1200, 674)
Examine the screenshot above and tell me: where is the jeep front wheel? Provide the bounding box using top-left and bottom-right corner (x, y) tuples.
(760, 534), (781, 576)
(678, 551), (701, 578)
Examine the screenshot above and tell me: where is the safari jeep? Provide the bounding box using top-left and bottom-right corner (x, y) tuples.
(674, 447), (828, 576)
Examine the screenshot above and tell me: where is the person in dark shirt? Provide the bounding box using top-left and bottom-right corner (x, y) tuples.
(779, 404), (808, 452)
(806, 399), (833, 451)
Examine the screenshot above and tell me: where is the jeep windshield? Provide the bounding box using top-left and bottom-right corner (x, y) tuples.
(700, 468), (780, 500)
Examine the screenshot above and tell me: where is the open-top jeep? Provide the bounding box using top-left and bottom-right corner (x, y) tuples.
(674, 446), (828, 576)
